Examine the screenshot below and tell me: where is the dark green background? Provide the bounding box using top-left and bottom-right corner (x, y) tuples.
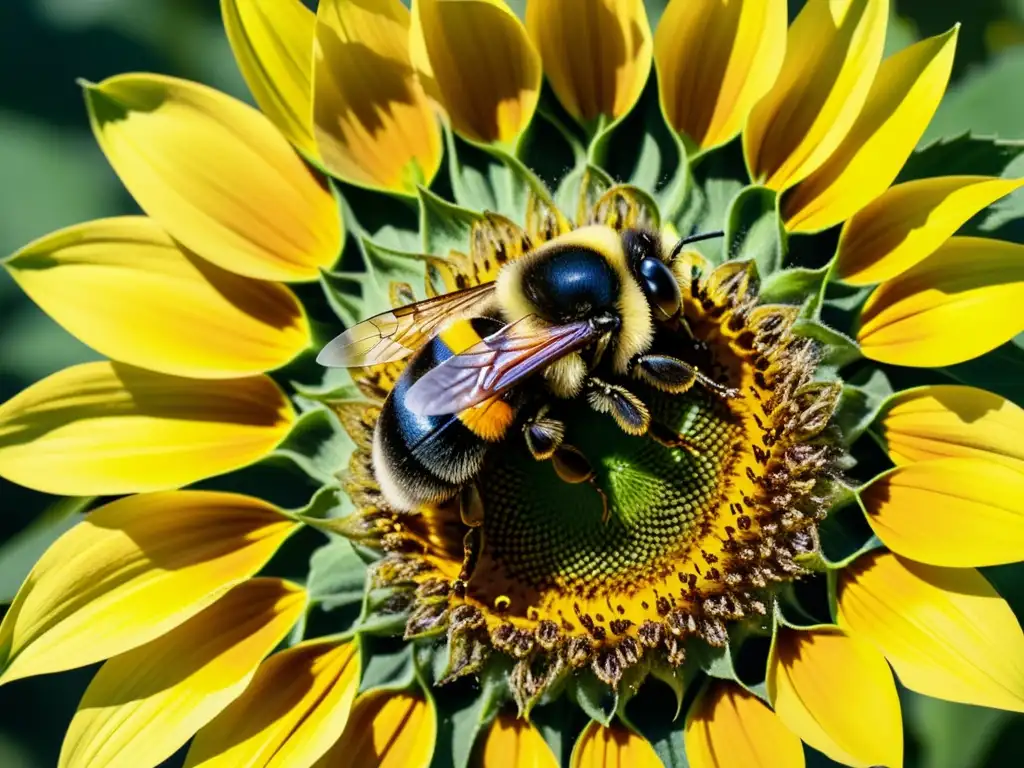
(1, 0), (1023, 765)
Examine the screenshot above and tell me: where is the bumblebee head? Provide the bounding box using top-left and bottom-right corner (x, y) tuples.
(621, 229), (682, 322)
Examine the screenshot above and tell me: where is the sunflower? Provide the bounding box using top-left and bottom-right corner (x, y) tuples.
(1, 0), (1023, 766)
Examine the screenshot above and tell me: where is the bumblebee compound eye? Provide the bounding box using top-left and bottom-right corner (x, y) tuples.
(638, 257), (682, 321)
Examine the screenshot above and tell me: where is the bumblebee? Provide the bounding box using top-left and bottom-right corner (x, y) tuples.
(318, 225), (732, 517)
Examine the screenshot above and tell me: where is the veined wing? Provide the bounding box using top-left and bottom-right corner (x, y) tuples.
(405, 316), (599, 416)
(316, 282), (497, 367)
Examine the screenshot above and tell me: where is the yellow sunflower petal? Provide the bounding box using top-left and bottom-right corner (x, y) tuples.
(836, 176), (1024, 285)
(83, 73), (341, 282)
(0, 361), (294, 496)
(412, 0), (541, 144)
(860, 457), (1024, 567)
(222, 0), (318, 158)
(744, 0), (889, 191)
(857, 236), (1024, 367)
(685, 682), (804, 768)
(838, 552), (1024, 713)
(0, 491), (296, 685)
(314, 0), (443, 193)
(655, 0), (786, 151)
(313, 691), (436, 768)
(769, 627), (902, 768)
(784, 26), (959, 232)
(4, 217), (310, 379)
(880, 385), (1024, 469)
(527, 0), (652, 124)
(479, 711), (558, 768)
(59, 578), (306, 768)
(570, 720), (662, 768)
(185, 639), (359, 768)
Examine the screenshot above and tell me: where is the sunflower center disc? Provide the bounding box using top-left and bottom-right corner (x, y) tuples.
(474, 385), (743, 605)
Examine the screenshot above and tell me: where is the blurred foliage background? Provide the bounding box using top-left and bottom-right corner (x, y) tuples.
(1, 0), (1023, 765)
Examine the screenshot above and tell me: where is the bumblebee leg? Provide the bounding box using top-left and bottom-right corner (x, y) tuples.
(551, 445), (611, 523)
(585, 376), (651, 435)
(522, 404), (566, 461)
(631, 354), (740, 398)
(452, 525), (484, 596)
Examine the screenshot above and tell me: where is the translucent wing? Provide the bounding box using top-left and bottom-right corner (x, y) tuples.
(316, 282), (497, 367)
(405, 316), (599, 416)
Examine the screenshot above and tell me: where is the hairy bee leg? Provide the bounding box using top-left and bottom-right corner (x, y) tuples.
(584, 376), (651, 435)
(523, 404), (566, 461)
(551, 445), (611, 523)
(631, 353), (740, 398)
(452, 525), (484, 596)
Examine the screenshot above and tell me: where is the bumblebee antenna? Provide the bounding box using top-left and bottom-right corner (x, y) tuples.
(669, 230), (725, 261)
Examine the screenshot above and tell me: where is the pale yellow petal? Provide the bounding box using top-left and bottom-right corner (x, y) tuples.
(479, 712), (558, 768)
(769, 627), (902, 768)
(857, 236), (1024, 367)
(744, 0), (889, 191)
(59, 578), (306, 768)
(412, 0), (541, 144)
(685, 682), (804, 768)
(880, 385), (1024, 470)
(186, 640), (360, 768)
(838, 552), (1024, 713)
(527, 0), (652, 123)
(860, 458), (1024, 567)
(84, 73), (341, 282)
(655, 0), (787, 150)
(222, 0), (318, 157)
(836, 176), (1024, 285)
(0, 362), (294, 496)
(0, 491), (296, 685)
(5, 217), (310, 379)
(314, 0), (442, 193)
(785, 26), (959, 232)
(313, 691), (436, 768)
(570, 721), (662, 768)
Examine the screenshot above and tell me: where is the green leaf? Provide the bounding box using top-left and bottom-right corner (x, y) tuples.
(588, 76), (689, 218)
(519, 106), (585, 196)
(817, 492), (883, 569)
(337, 183), (420, 253)
(319, 270), (368, 328)
(269, 406), (354, 485)
(293, 484), (352, 522)
(447, 127), (527, 219)
(357, 635), (416, 694)
(922, 48), (1024, 144)
(673, 140), (749, 262)
(760, 266), (828, 305)
(419, 186), (482, 257)
(0, 495), (94, 604)
(556, 164), (614, 224)
(833, 368), (894, 446)
(622, 675), (690, 768)
(724, 186), (787, 276)
(906, 690), (1015, 768)
(570, 671), (617, 727)
(791, 318), (862, 369)
(897, 133), (1024, 182)
(435, 663), (509, 768)
(361, 239), (430, 302)
(307, 537), (366, 611)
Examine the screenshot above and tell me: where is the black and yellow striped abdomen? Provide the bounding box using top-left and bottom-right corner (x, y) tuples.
(372, 317), (517, 511)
